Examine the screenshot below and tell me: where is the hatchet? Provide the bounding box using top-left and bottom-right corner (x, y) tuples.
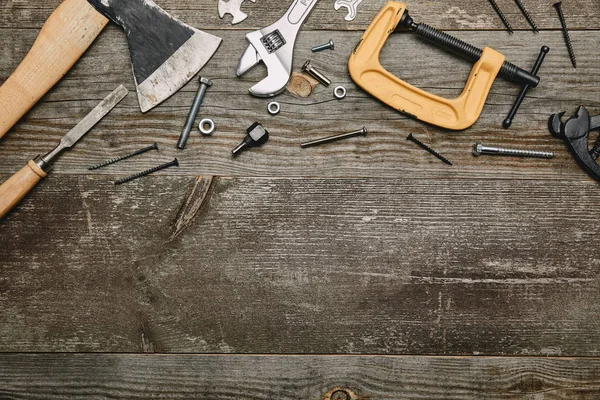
(0, 0), (222, 140)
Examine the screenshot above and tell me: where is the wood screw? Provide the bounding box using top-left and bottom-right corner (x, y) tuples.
(114, 158), (179, 185)
(312, 39), (335, 52)
(407, 133), (453, 165)
(487, 0), (513, 33)
(553, 2), (577, 68)
(88, 143), (159, 170)
(513, 0), (538, 31)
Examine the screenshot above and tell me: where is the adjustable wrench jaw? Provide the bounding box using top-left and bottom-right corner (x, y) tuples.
(236, 0), (319, 97)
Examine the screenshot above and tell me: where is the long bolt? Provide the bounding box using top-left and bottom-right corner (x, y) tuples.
(301, 61), (332, 86)
(115, 158), (179, 185)
(514, 0), (538, 32)
(88, 143), (159, 170)
(488, 0), (513, 33)
(177, 77), (212, 150)
(301, 127), (367, 148)
(407, 133), (453, 165)
(312, 39), (335, 52)
(472, 143), (554, 158)
(503, 46), (549, 129)
(553, 2), (577, 68)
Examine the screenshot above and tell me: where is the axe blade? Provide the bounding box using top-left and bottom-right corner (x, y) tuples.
(87, 0), (222, 112)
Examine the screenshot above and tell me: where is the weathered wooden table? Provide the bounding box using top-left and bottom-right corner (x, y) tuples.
(1, 0), (600, 398)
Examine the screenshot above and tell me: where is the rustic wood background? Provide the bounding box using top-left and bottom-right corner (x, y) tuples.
(1, 0), (600, 398)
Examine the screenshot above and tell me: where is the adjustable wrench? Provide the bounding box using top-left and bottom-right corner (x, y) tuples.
(237, 0), (320, 97)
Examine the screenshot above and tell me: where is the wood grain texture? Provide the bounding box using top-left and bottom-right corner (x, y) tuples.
(1, 175), (600, 355)
(1, 354), (600, 399)
(0, 0), (597, 31)
(0, 28), (597, 180)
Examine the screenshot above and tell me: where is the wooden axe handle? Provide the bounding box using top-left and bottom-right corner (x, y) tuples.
(0, 160), (47, 219)
(0, 0), (108, 139)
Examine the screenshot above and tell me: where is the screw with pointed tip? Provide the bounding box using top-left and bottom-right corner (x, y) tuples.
(407, 134), (453, 165)
(232, 122), (270, 156)
(514, 0), (538, 32)
(553, 2), (577, 68)
(472, 143), (554, 158)
(312, 39), (335, 52)
(488, 0), (513, 33)
(115, 158), (179, 185)
(88, 143), (159, 170)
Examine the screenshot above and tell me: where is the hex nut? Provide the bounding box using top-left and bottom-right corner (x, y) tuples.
(268, 101), (281, 115)
(199, 118), (216, 136)
(334, 86), (347, 100)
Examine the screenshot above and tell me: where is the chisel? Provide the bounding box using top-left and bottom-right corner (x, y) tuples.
(0, 85), (128, 220)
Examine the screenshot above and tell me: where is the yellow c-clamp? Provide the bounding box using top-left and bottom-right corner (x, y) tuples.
(348, 2), (540, 130)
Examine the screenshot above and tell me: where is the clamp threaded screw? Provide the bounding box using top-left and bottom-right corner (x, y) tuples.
(553, 2), (577, 68)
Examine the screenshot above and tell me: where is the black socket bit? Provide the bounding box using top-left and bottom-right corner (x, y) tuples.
(232, 123), (269, 157)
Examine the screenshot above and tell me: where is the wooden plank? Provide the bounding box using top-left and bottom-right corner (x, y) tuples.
(0, 28), (598, 180)
(1, 354), (600, 399)
(1, 0), (598, 31)
(2, 175), (600, 355)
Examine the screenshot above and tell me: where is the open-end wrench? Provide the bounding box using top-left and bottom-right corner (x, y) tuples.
(218, 0), (256, 25)
(334, 0), (365, 21)
(237, 0), (320, 97)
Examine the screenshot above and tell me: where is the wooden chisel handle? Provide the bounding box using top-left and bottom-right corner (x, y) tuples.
(0, 0), (108, 139)
(0, 161), (47, 219)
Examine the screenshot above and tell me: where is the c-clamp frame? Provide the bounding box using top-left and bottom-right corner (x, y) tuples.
(349, 2), (541, 130)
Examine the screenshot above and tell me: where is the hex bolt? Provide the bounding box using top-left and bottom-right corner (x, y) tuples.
(88, 142), (159, 170)
(472, 143), (554, 158)
(513, 0), (538, 32)
(487, 0), (513, 33)
(407, 133), (453, 165)
(503, 46), (550, 129)
(301, 127), (367, 148)
(114, 158), (180, 185)
(177, 77), (212, 150)
(312, 39), (335, 52)
(301, 61), (332, 86)
(330, 390), (351, 400)
(553, 2), (577, 68)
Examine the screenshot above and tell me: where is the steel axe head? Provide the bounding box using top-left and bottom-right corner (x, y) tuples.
(87, 0), (222, 112)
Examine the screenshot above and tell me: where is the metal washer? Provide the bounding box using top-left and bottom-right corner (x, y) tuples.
(268, 101), (281, 115)
(198, 118), (216, 136)
(334, 86), (347, 100)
